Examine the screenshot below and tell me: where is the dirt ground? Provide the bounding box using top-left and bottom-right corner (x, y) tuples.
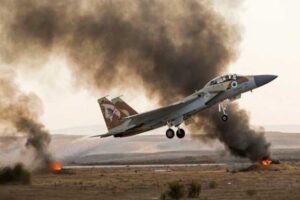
(1, 163), (300, 200)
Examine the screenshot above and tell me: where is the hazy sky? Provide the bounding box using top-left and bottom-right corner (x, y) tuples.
(18, 0), (300, 132)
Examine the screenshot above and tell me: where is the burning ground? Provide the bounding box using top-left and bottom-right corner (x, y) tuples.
(2, 131), (300, 200)
(0, 0), (270, 170)
(1, 164), (300, 200)
(46, 131), (300, 167)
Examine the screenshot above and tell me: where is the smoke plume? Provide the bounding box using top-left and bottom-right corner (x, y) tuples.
(0, 68), (51, 169)
(0, 0), (270, 161)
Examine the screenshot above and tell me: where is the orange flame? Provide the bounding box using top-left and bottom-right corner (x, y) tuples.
(261, 159), (272, 166)
(50, 162), (62, 171)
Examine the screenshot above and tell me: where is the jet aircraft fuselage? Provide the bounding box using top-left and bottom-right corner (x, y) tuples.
(94, 74), (277, 139)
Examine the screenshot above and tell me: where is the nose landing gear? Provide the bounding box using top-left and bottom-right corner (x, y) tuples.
(219, 102), (229, 122)
(221, 114), (228, 122)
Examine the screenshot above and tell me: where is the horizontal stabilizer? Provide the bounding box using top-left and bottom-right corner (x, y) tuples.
(90, 132), (115, 138)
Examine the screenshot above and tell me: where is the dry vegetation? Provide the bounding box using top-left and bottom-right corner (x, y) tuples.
(0, 163), (300, 200)
(0, 163), (31, 185)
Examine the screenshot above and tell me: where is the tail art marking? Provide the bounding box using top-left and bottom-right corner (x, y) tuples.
(101, 103), (121, 122)
(98, 96), (138, 131)
(98, 97), (123, 130)
(111, 97), (138, 116)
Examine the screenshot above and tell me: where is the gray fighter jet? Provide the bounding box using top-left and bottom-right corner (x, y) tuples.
(93, 74), (277, 139)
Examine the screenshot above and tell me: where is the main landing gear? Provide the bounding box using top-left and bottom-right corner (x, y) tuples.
(166, 128), (185, 139)
(166, 128), (175, 139)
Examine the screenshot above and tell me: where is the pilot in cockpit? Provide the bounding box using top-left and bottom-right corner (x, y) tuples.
(206, 74), (237, 86)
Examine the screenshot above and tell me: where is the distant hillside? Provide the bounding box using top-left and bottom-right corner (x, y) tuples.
(51, 124), (300, 135)
(1, 131), (300, 165)
(265, 125), (300, 133)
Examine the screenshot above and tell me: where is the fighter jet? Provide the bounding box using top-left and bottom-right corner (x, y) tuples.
(93, 74), (277, 139)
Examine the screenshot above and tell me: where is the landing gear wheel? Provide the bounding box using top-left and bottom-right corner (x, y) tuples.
(176, 128), (185, 139)
(166, 129), (175, 139)
(221, 114), (228, 122)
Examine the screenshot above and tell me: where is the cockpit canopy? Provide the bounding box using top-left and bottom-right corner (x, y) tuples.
(205, 74), (238, 87)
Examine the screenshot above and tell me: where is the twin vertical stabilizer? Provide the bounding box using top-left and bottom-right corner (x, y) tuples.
(98, 97), (138, 131)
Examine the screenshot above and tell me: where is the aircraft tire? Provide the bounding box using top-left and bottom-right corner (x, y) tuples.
(176, 128), (185, 139)
(166, 129), (175, 139)
(221, 115), (228, 122)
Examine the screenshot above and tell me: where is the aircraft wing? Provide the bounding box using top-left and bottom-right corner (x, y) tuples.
(123, 99), (194, 127)
(91, 98), (196, 138)
(92, 88), (222, 138)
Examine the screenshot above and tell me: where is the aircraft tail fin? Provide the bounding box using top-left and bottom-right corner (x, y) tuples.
(98, 97), (124, 130)
(111, 97), (138, 116)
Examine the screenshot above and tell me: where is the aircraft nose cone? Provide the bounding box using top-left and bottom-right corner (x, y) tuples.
(254, 75), (278, 87)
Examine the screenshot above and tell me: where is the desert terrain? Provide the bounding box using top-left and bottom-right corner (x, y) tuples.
(1, 163), (300, 200)
(1, 131), (300, 200)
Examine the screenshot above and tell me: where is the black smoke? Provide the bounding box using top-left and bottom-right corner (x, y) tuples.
(0, 69), (51, 169)
(0, 0), (270, 161)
